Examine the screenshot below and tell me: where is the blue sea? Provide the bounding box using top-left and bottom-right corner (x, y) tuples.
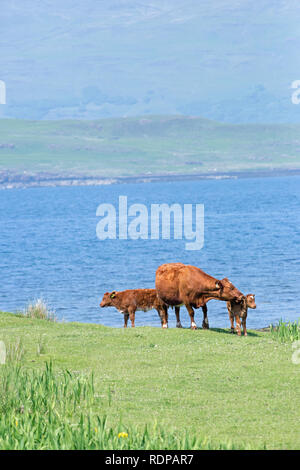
(0, 176), (299, 329)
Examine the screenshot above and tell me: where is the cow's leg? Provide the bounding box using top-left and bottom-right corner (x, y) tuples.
(242, 318), (247, 336)
(129, 308), (136, 328)
(175, 306), (182, 328)
(186, 304), (197, 330)
(157, 307), (168, 329)
(235, 315), (242, 336)
(124, 313), (129, 328)
(162, 305), (168, 329)
(157, 305), (168, 328)
(156, 308), (164, 327)
(202, 304), (209, 329)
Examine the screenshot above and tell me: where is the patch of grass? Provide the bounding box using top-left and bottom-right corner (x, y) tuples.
(0, 361), (254, 450)
(23, 298), (56, 322)
(270, 319), (300, 343)
(36, 334), (47, 356)
(6, 338), (25, 364)
(0, 312), (299, 449)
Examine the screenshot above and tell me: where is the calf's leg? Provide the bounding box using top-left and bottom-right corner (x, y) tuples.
(128, 308), (136, 328)
(235, 315), (242, 336)
(242, 318), (247, 336)
(175, 306), (182, 328)
(124, 313), (129, 328)
(227, 303), (235, 333)
(229, 313), (235, 333)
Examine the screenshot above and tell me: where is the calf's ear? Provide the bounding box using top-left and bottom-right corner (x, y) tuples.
(110, 291), (116, 298)
(215, 280), (223, 289)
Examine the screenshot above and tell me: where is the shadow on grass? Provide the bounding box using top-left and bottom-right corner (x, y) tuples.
(209, 327), (260, 337)
(175, 326), (260, 337)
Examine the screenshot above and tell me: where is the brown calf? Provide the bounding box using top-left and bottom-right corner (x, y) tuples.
(227, 294), (256, 336)
(100, 289), (168, 328)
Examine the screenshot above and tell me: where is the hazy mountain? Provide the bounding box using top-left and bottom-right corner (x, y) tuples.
(1, 0), (300, 122)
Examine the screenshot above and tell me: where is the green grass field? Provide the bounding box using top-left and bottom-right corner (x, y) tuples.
(1, 116), (300, 179)
(0, 312), (299, 449)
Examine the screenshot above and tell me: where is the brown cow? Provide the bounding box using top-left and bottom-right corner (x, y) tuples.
(100, 289), (168, 328)
(227, 294), (256, 336)
(155, 263), (243, 330)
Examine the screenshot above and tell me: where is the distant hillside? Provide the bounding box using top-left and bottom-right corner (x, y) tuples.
(0, 116), (300, 187)
(1, 0), (300, 123)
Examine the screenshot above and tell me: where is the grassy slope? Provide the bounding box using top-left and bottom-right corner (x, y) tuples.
(0, 116), (300, 177)
(0, 312), (299, 449)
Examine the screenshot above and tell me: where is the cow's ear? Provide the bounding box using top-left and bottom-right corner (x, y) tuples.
(215, 281), (223, 289)
(110, 291), (116, 299)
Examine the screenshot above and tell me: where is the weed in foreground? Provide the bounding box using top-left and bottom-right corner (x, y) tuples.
(0, 362), (256, 450)
(270, 319), (300, 343)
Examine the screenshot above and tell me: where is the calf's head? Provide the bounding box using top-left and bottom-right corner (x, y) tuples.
(245, 294), (256, 309)
(100, 291), (117, 308)
(216, 278), (243, 301)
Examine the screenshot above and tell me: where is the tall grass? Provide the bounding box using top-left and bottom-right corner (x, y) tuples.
(36, 334), (47, 356)
(23, 298), (56, 322)
(0, 362), (254, 450)
(270, 319), (300, 343)
(6, 338), (25, 363)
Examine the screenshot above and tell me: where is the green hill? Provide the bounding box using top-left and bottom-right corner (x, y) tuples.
(0, 116), (300, 186)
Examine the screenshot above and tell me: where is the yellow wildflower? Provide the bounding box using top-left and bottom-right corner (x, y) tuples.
(118, 432), (128, 438)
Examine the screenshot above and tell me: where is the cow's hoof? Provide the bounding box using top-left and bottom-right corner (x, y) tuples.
(176, 322), (183, 328)
(191, 322), (197, 330)
(162, 324), (168, 329)
(202, 322), (209, 330)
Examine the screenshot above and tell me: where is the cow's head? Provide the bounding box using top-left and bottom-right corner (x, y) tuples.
(215, 278), (243, 302)
(100, 291), (117, 308)
(245, 294), (256, 309)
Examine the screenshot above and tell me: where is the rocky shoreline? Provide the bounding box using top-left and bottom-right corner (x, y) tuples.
(1, 168), (300, 190)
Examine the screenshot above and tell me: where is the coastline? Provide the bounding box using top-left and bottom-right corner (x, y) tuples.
(1, 167), (300, 190)
(2, 311), (272, 331)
